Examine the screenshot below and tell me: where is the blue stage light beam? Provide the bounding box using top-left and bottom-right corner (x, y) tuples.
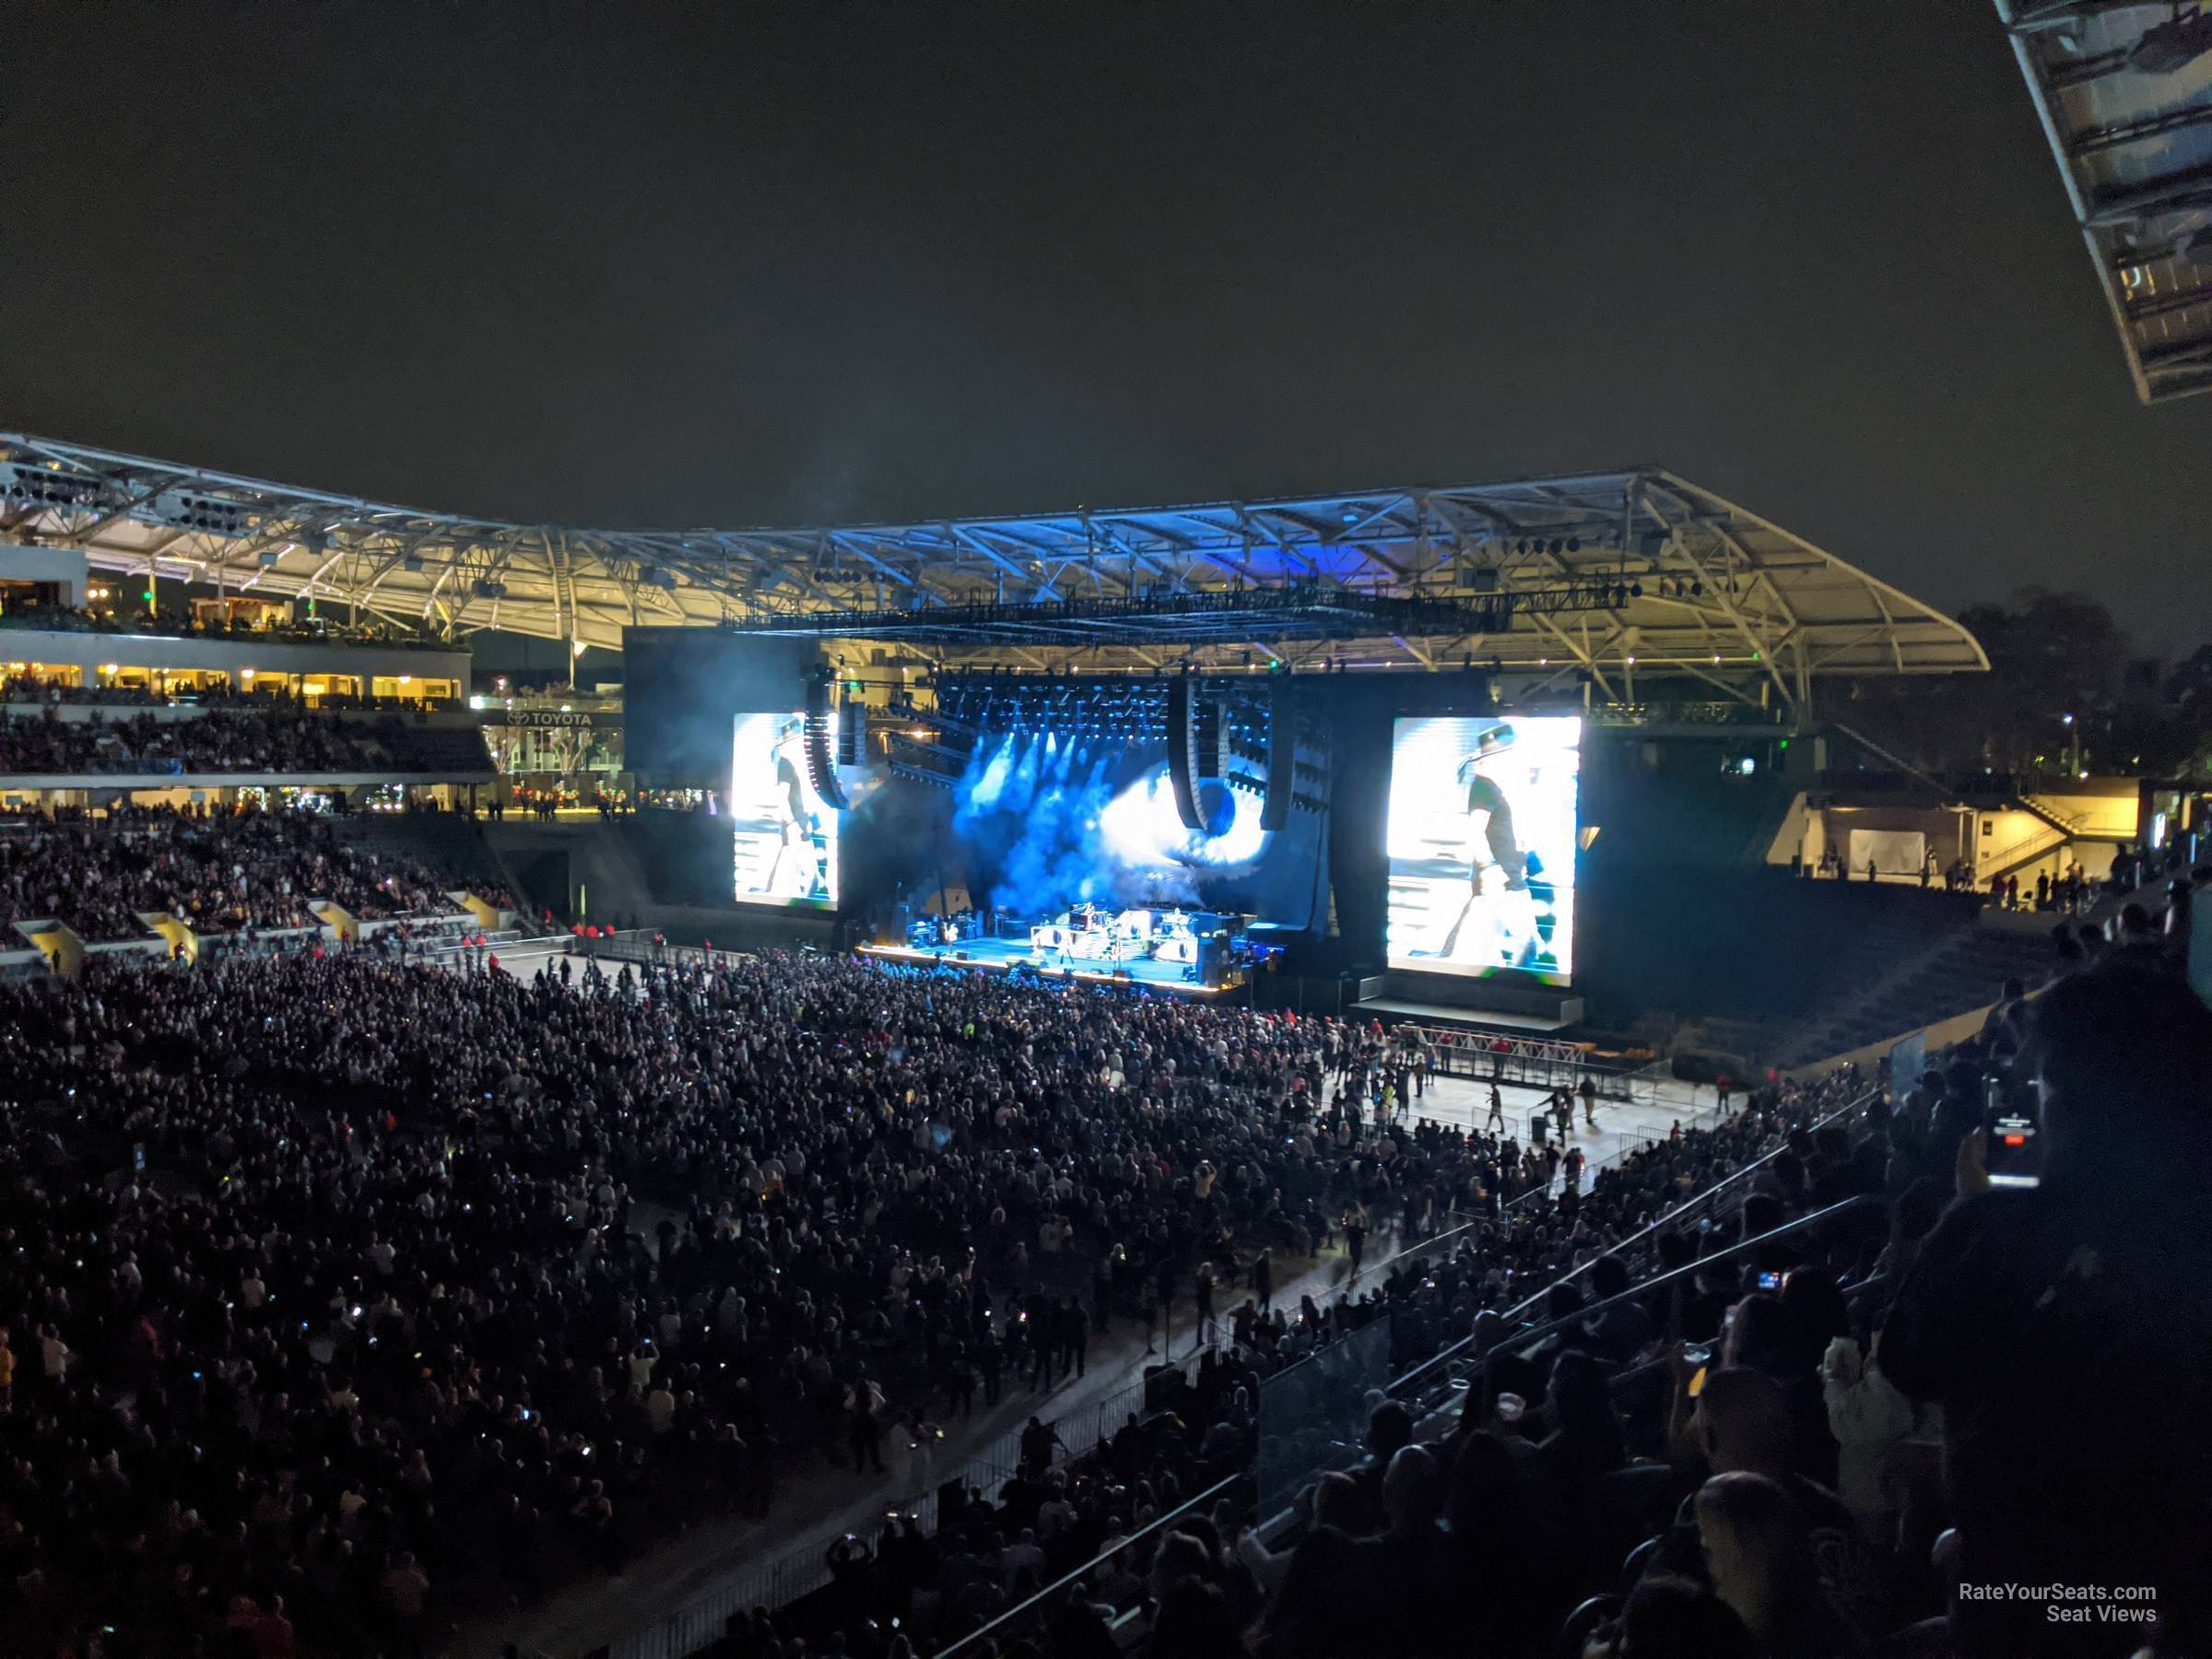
(966, 732), (1018, 813)
(1010, 732), (1043, 800)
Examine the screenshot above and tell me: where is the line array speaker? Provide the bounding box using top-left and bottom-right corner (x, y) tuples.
(1165, 674), (1203, 830)
(803, 670), (850, 810)
(1261, 677), (1293, 830)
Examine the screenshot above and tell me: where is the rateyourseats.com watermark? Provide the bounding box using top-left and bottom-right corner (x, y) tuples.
(1959, 1583), (2159, 1627)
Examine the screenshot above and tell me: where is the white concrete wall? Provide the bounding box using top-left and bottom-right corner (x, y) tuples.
(0, 544), (89, 606)
(2031, 784), (2140, 839)
(1766, 791), (1811, 865)
(1973, 807), (2058, 879)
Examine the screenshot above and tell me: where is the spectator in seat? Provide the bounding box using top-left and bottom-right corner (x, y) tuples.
(1247, 1524), (1361, 1659)
(1688, 1367), (1886, 1630)
(1820, 1330), (1921, 1544)
(1348, 1444), (1447, 1649)
(1583, 1572), (1758, 1659)
(1580, 1253), (1656, 1361)
(1980, 977), (2031, 1065)
(1878, 960), (2212, 1657)
(1866, 1178), (1945, 1288)
(1144, 1530), (1218, 1627)
(1149, 1578), (1241, 1659)
(378, 1549), (431, 1651)
(1237, 1470), (1361, 1598)
(1695, 1472), (1870, 1659)
(1443, 1430), (1552, 1655)
(1346, 1397), (1412, 1531)
(1541, 1347), (1629, 1500)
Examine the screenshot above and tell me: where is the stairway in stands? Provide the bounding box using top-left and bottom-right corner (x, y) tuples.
(1672, 886), (2019, 1073)
(1772, 920), (2053, 1068)
(333, 811), (515, 902)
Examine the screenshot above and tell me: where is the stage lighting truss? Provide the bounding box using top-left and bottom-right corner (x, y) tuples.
(710, 579), (1595, 648)
(922, 671), (1173, 746)
(1220, 771), (1329, 815)
(885, 729), (968, 790)
(1217, 688), (1328, 816)
(1222, 739), (1329, 815)
(886, 671), (1328, 815)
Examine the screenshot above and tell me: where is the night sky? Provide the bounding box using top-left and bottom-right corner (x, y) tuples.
(5, 3), (2207, 653)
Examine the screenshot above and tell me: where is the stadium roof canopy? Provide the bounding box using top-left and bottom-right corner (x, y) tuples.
(0, 431), (1984, 711)
(1997, 0), (2212, 403)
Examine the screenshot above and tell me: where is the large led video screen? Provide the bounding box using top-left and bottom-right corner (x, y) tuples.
(1385, 715), (1581, 983)
(952, 729), (1328, 928)
(731, 712), (839, 908)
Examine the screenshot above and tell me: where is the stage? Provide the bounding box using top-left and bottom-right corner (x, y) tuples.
(856, 936), (1245, 994)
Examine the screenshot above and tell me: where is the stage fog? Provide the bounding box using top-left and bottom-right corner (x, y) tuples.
(846, 725), (1329, 933)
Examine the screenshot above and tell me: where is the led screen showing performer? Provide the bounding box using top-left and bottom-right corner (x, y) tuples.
(731, 712), (838, 907)
(1384, 714), (1581, 982)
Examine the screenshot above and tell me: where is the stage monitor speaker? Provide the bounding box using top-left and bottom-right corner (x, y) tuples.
(1166, 675), (1204, 830)
(803, 670), (850, 810)
(1261, 677), (1293, 831)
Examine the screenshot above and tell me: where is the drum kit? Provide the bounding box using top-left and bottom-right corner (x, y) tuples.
(1029, 903), (1200, 965)
(904, 912), (981, 950)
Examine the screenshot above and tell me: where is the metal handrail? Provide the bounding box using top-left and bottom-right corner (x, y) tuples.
(1244, 1193), (1888, 1547)
(2020, 792), (2089, 834)
(1982, 820), (2069, 876)
(1435, 1194), (1884, 1382)
(1373, 1197), (1884, 1453)
(1239, 1083), (1878, 1531)
(1416, 1203), (1884, 1433)
(1395, 1022), (1602, 1069)
(936, 1473), (1241, 1659)
(1388, 1083), (1877, 1396)
(1358, 1213), (1486, 1281)
(1255, 1084), (1875, 1412)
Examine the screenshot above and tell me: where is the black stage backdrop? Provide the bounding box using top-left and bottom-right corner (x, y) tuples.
(622, 629), (819, 790)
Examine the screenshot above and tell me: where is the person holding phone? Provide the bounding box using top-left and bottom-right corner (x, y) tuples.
(1879, 962), (2212, 1657)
